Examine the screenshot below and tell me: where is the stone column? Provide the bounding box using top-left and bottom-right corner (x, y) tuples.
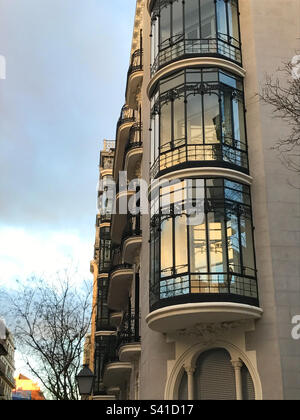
(184, 366), (196, 401)
(231, 360), (243, 400)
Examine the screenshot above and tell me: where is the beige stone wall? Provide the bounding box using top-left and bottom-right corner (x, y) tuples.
(239, 0), (300, 400)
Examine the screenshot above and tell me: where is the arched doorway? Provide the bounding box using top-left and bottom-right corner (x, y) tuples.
(178, 348), (255, 400)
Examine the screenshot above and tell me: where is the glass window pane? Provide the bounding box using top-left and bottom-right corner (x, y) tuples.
(186, 69), (201, 84)
(221, 91), (233, 143)
(187, 94), (203, 144)
(173, 96), (185, 143)
(160, 72), (184, 93)
(240, 215), (255, 276)
(160, 102), (172, 147)
(151, 18), (159, 67)
(207, 211), (227, 273)
(151, 116), (155, 165)
(160, 4), (171, 44)
(228, 0), (240, 42)
(189, 216), (208, 273)
(204, 93), (221, 143)
(227, 210), (241, 273)
(200, 0), (216, 39)
(185, 0), (200, 39)
(216, 0), (227, 36)
(232, 98), (246, 147)
(151, 21), (155, 65)
(154, 112), (159, 160)
(202, 69), (218, 82)
(173, 0), (183, 38)
(175, 215), (188, 274)
(154, 231), (160, 282)
(161, 218), (173, 277)
(220, 71), (237, 89)
(225, 186), (243, 203)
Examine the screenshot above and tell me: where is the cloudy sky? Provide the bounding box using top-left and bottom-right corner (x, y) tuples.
(0, 0), (136, 379)
(0, 0), (136, 284)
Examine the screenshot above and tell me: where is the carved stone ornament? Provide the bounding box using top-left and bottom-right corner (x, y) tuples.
(177, 320), (252, 342)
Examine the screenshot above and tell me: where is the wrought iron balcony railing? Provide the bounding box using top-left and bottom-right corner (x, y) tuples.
(110, 263), (133, 277)
(122, 215), (142, 243)
(151, 34), (242, 75)
(150, 139), (249, 179)
(93, 335), (118, 395)
(117, 312), (141, 348)
(117, 105), (136, 132)
(96, 319), (116, 333)
(125, 32), (143, 103)
(128, 49), (143, 78)
(150, 270), (259, 313)
(125, 122), (143, 154)
(99, 214), (112, 225)
(99, 260), (111, 274)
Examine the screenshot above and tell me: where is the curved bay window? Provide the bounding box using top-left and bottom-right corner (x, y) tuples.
(150, 178), (258, 311)
(150, 0), (241, 74)
(150, 67), (248, 178)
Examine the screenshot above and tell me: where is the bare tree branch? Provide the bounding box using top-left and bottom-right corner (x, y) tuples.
(258, 57), (300, 175)
(6, 273), (93, 400)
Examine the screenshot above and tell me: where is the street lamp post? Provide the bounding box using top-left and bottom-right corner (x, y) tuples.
(75, 365), (95, 400)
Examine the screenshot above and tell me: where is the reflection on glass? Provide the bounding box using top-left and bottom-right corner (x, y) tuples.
(232, 98), (246, 147)
(160, 102), (172, 147)
(174, 97), (185, 142)
(154, 232), (160, 283)
(204, 94), (221, 143)
(151, 0), (241, 73)
(240, 215), (255, 276)
(227, 211), (240, 273)
(207, 212), (227, 273)
(185, 0), (199, 39)
(150, 235), (155, 286)
(150, 68), (248, 176)
(216, 0), (227, 36)
(151, 115), (155, 165)
(173, 0), (183, 37)
(189, 218), (208, 273)
(175, 215), (188, 274)
(154, 112), (159, 160)
(161, 218), (173, 277)
(221, 91), (233, 142)
(200, 0), (216, 39)
(160, 72), (184, 94)
(150, 178), (258, 307)
(187, 94), (203, 144)
(228, 0), (239, 41)
(160, 5), (170, 44)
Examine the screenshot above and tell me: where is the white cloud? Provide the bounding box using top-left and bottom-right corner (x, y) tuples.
(0, 226), (93, 287)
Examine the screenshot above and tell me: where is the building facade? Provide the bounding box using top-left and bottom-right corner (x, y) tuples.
(90, 0), (300, 400)
(0, 328), (15, 400)
(13, 374), (46, 400)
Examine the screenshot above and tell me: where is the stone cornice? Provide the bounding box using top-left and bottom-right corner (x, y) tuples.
(130, 0), (145, 57)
